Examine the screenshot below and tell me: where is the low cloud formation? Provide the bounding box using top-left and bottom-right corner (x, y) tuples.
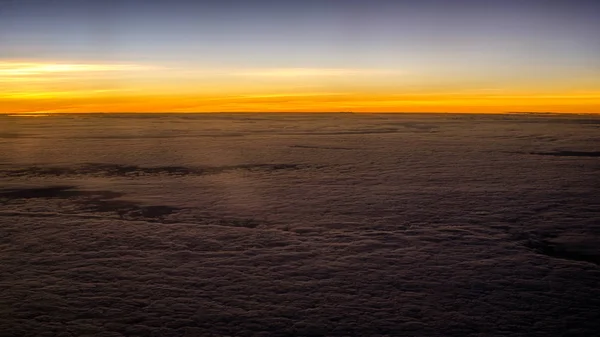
(1, 113), (599, 336)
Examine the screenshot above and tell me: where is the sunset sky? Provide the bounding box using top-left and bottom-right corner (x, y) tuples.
(1, 0), (599, 113)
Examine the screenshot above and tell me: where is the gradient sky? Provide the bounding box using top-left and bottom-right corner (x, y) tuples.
(1, 0), (599, 113)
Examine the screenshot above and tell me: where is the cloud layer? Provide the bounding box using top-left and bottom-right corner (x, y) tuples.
(1, 113), (599, 336)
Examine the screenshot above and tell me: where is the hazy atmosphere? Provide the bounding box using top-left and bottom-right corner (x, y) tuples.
(1, 0), (600, 113)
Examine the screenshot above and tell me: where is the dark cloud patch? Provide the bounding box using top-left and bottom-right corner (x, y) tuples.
(501, 114), (600, 125)
(64, 133), (248, 139)
(526, 237), (600, 266)
(0, 185), (122, 201)
(83, 199), (181, 221)
(385, 122), (440, 132)
(290, 145), (355, 150)
(0, 185), (269, 229)
(282, 128), (400, 136)
(0, 185), (181, 222)
(1, 163), (305, 178)
(529, 151), (600, 157)
(212, 217), (263, 229)
(0, 132), (36, 139)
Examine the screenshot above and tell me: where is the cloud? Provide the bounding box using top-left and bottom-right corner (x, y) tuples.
(0, 61), (157, 76)
(230, 68), (401, 78)
(237, 92), (348, 99)
(1, 114), (600, 336)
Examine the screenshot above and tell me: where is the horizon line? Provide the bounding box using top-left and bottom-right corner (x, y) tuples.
(2, 111), (599, 116)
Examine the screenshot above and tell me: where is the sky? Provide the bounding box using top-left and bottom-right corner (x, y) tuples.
(1, 0), (599, 113)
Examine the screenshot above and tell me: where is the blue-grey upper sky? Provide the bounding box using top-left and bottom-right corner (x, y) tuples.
(2, 0), (599, 68)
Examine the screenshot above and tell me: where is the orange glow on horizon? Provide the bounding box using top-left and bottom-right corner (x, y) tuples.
(1, 61), (599, 114)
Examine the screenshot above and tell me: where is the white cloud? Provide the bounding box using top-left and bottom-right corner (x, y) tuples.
(0, 61), (157, 76)
(230, 68), (402, 78)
